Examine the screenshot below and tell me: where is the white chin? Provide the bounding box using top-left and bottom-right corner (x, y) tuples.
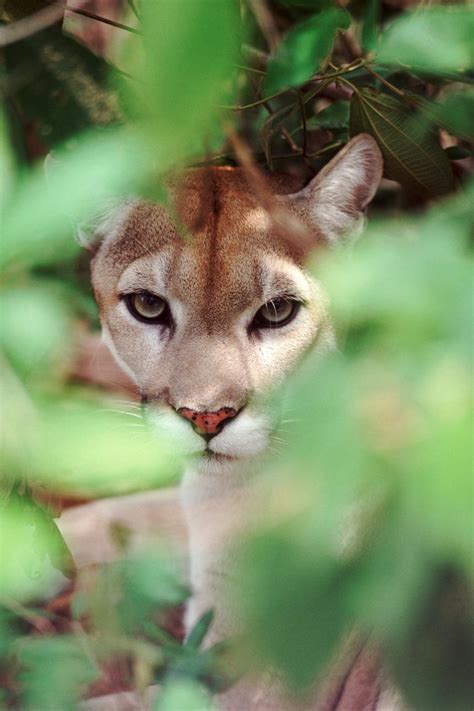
(207, 411), (270, 459)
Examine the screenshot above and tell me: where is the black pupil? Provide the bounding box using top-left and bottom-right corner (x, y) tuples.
(142, 294), (158, 308)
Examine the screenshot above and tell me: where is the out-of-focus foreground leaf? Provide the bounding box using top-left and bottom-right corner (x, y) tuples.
(264, 8), (351, 94)
(0, 491), (72, 602)
(2, 395), (185, 498)
(1, 128), (146, 270)
(430, 89), (474, 143)
(18, 636), (99, 711)
(155, 679), (216, 711)
(350, 88), (454, 197)
(235, 185), (474, 708)
(377, 7), (474, 75)
(135, 0), (240, 165)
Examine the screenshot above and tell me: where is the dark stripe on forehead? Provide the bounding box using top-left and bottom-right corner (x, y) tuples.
(203, 173), (221, 320)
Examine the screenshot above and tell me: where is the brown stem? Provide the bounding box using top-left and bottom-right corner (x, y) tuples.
(248, 0), (280, 54)
(364, 64), (405, 98)
(0, 4), (64, 47)
(64, 3), (141, 34)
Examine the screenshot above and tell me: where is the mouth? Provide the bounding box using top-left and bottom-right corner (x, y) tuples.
(203, 449), (238, 463)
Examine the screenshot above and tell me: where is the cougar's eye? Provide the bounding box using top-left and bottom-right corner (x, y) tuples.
(252, 297), (300, 329)
(124, 292), (170, 324)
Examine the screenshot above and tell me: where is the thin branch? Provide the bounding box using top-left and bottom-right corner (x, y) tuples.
(235, 64), (266, 75)
(0, 3), (65, 47)
(364, 64), (405, 98)
(223, 61), (367, 111)
(242, 43), (268, 68)
(295, 90), (307, 157)
(64, 3), (141, 34)
(248, 0), (280, 54)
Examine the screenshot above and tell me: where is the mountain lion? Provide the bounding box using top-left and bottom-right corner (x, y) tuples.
(84, 134), (404, 709)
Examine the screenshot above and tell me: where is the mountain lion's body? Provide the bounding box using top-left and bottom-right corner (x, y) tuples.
(88, 135), (404, 709)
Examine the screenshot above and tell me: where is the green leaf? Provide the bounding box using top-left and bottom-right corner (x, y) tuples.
(238, 530), (352, 689)
(3, 26), (122, 151)
(1, 128), (146, 270)
(138, 0), (240, 165)
(264, 8), (351, 94)
(29, 396), (184, 497)
(432, 90), (474, 143)
(361, 0), (380, 52)
(0, 491), (72, 602)
(377, 7), (474, 74)
(350, 88), (454, 197)
(0, 284), (73, 382)
(19, 636), (99, 711)
(155, 679), (215, 711)
(306, 100), (349, 130)
(186, 610), (214, 650)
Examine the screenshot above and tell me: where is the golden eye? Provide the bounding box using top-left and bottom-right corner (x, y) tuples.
(253, 298), (300, 329)
(126, 292), (168, 323)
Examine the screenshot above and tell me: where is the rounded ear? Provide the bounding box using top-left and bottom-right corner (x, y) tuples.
(284, 134), (383, 245)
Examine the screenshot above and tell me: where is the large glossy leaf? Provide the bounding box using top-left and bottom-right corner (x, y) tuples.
(3, 26), (121, 152)
(350, 88), (454, 197)
(377, 7), (474, 74)
(264, 7), (351, 94)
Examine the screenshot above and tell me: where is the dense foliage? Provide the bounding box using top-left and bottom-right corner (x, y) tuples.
(1, 0), (473, 709)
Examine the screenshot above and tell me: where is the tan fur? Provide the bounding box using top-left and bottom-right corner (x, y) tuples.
(88, 135), (397, 710)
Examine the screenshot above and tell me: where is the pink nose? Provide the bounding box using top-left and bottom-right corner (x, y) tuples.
(178, 407), (237, 436)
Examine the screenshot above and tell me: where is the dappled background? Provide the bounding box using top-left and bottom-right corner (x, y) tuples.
(1, 1), (473, 709)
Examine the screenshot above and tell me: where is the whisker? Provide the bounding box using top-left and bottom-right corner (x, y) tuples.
(101, 408), (144, 419)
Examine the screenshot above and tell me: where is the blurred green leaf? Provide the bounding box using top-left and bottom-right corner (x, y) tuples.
(18, 636), (99, 711)
(264, 8), (351, 94)
(185, 610), (214, 651)
(0, 283), (73, 381)
(361, 0), (379, 52)
(3, 26), (122, 151)
(0, 491), (72, 602)
(350, 88), (455, 197)
(31, 396), (184, 497)
(238, 529), (353, 689)
(0, 110), (17, 203)
(1, 128), (147, 270)
(155, 678), (215, 711)
(84, 550), (187, 637)
(432, 89), (474, 143)
(136, 0), (240, 164)
(377, 8), (474, 74)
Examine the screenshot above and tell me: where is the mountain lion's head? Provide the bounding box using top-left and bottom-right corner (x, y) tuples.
(89, 135), (382, 465)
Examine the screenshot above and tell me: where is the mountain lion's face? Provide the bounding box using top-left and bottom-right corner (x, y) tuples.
(90, 136), (382, 464)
